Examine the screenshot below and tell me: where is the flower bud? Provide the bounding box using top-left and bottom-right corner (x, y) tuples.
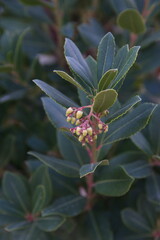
(71, 117), (76, 124)
(76, 111), (83, 119)
(82, 130), (87, 136)
(66, 107), (73, 116)
(94, 135), (97, 140)
(75, 120), (80, 125)
(78, 135), (84, 142)
(104, 125), (108, 133)
(87, 127), (93, 136)
(98, 123), (103, 129)
(66, 117), (71, 122)
(76, 127), (81, 135)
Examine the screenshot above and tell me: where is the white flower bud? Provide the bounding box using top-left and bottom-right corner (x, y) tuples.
(76, 111), (83, 119)
(66, 117), (71, 122)
(104, 125), (108, 133)
(82, 130), (87, 136)
(75, 120), (80, 125)
(93, 135), (97, 140)
(98, 123), (103, 130)
(87, 127), (93, 136)
(71, 117), (76, 124)
(76, 127), (81, 135)
(78, 135), (84, 142)
(66, 107), (73, 116)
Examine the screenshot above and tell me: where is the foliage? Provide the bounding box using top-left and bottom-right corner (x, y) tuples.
(0, 0), (160, 239)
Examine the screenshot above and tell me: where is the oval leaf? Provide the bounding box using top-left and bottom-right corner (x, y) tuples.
(32, 185), (46, 214)
(36, 216), (65, 232)
(117, 9), (146, 34)
(80, 160), (109, 178)
(93, 89), (118, 113)
(98, 69), (118, 91)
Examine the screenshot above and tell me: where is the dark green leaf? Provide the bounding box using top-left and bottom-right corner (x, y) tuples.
(0, 199), (24, 216)
(41, 97), (71, 129)
(34, 79), (78, 108)
(98, 69), (118, 91)
(42, 195), (86, 217)
(106, 95), (141, 123)
(97, 32), (116, 80)
(146, 173), (160, 205)
(36, 216), (65, 232)
(93, 89), (118, 113)
(85, 55), (98, 87)
(117, 9), (146, 34)
(95, 166), (134, 196)
(0, 64), (13, 72)
(32, 185), (46, 214)
(131, 132), (153, 156)
(104, 103), (157, 144)
(110, 46), (140, 88)
(121, 208), (152, 233)
(0, 89), (26, 103)
(28, 151), (80, 178)
(80, 160), (109, 178)
(2, 172), (30, 212)
(5, 221), (30, 232)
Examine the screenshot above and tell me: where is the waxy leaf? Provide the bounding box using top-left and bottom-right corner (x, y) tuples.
(54, 70), (86, 92)
(97, 32), (116, 80)
(86, 55), (98, 87)
(32, 185), (46, 214)
(36, 216), (65, 232)
(121, 209), (152, 233)
(93, 89), (118, 113)
(42, 97), (71, 129)
(95, 166), (134, 196)
(98, 69), (118, 91)
(131, 132), (153, 156)
(104, 103), (157, 144)
(34, 79), (78, 108)
(28, 151), (80, 178)
(118, 9), (146, 34)
(110, 46), (140, 89)
(80, 160), (109, 178)
(43, 195), (86, 217)
(106, 95), (141, 124)
(146, 173), (160, 205)
(2, 172), (30, 212)
(5, 221), (31, 232)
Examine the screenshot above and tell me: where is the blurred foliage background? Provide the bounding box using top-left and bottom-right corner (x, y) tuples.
(0, 0), (160, 239)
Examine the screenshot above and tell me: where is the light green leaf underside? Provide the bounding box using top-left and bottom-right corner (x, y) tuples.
(98, 69), (118, 91)
(93, 89), (118, 113)
(80, 160), (109, 178)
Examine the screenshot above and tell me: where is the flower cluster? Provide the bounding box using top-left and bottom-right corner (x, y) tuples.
(66, 106), (108, 146)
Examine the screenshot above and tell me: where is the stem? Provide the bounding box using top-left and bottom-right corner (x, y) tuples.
(142, 0), (150, 18)
(85, 141), (97, 210)
(52, 0), (65, 67)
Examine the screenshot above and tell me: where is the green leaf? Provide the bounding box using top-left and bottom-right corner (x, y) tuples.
(121, 208), (152, 233)
(28, 151), (80, 178)
(98, 69), (118, 91)
(54, 70), (86, 92)
(42, 195), (86, 217)
(33, 79), (78, 108)
(110, 46), (140, 89)
(5, 221), (30, 232)
(0, 89), (26, 103)
(30, 165), (52, 205)
(36, 216), (65, 232)
(106, 95), (141, 124)
(117, 9), (146, 34)
(64, 38), (93, 88)
(32, 185), (46, 214)
(97, 32), (116, 80)
(93, 89), (118, 113)
(0, 215), (24, 227)
(110, 151), (151, 179)
(0, 135), (15, 167)
(0, 199), (24, 216)
(2, 172), (30, 212)
(14, 28), (30, 75)
(95, 166), (134, 196)
(41, 97), (72, 129)
(149, 105), (160, 155)
(146, 173), (160, 205)
(58, 131), (90, 166)
(85, 55), (98, 87)
(86, 211), (113, 240)
(80, 160), (109, 178)
(104, 103), (157, 145)
(113, 45), (129, 69)
(131, 132), (153, 156)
